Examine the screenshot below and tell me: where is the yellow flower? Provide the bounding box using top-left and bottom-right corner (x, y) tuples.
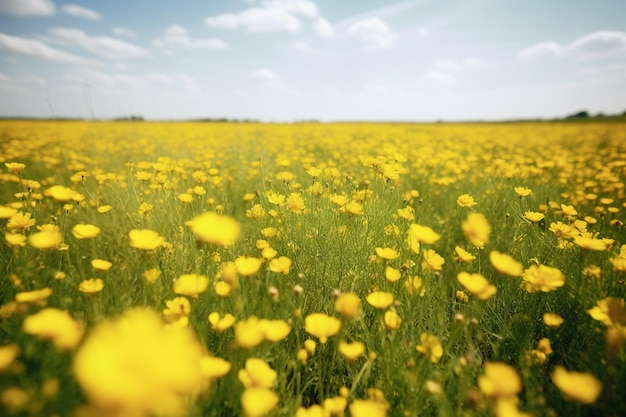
(177, 193), (193, 203)
(235, 316), (265, 348)
(408, 223), (441, 244)
(0, 205), (18, 219)
(338, 340), (365, 362)
(296, 404), (326, 417)
(454, 246), (476, 262)
(6, 232), (27, 247)
(72, 224), (101, 239)
(304, 313), (342, 344)
(79, 278), (104, 294)
(235, 256), (263, 276)
(208, 312), (236, 332)
(7, 212), (35, 232)
(259, 319), (292, 342)
(587, 297), (626, 327)
(489, 251), (523, 276)
(385, 266), (401, 283)
(238, 358), (277, 389)
(323, 395), (347, 416)
(5, 162), (26, 174)
(531, 337), (553, 363)
(514, 187), (532, 197)
(73, 308), (205, 416)
(0, 344), (19, 372)
(345, 200), (363, 215)
(15, 288), (52, 304)
(457, 272), (497, 300)
(573, 235), (608, 251)
(366, 291), (394, 309)
(422, 249), (445, 271)
(22, 308), (84, 350)
(457, 193), (477, 207)
(97, 205), (112, 213)
(129, 229), (165, 250)
(549, 221), (577, 240)
(163, 297), (191, 323)
(190, 211), (240, 246)
(416, 332), (443, 363)
(142, 268), (161, 283)
(349, 399), (387, 417)
(173, 274), (209, 296)
(335, 292), (361, 318)
(269, 256), (291, 274)
(551, 365), (602, 404)
(44, 185), (77, 202)
(478, 362), (521, 398)
(521, 264), (565, 293)
(462, 212), (491, 248)
(383, 310), (402, 330)
(28, 230), (62, 249)
(200, 356), (231, 383)
(375, 247), (399, 260)
(543, 312), (564, 328)
(91, 259), (112, 271)
(404, 275), (425, 296)
(287, 192), (306, 213)
(241, 388), (278, 417)
(524, 211), (544, 223)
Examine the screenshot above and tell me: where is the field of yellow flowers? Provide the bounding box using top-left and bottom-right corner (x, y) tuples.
(1, 120), (625, 417)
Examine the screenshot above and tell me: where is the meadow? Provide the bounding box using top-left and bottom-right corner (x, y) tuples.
(0, 120), (625, 417)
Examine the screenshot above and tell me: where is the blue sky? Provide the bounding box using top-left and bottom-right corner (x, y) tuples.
(0, 0), (625, 121)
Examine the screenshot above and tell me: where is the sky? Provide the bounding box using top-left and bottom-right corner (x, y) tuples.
(0, 0), (625, 121)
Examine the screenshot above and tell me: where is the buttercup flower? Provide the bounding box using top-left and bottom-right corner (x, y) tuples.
(238, 358), (277, 389)
(208, 312), (236, 332)
(383, 310), (402, 330)
(338, 340), (365, 362)
(543, 312), (564, 328)
(514, 187), (532, 197)
(335, 292), (361, 318)
(235, 256), (263, 276)
(489, 251), (523, 276)
(241, 388), (278, 417)
(422, 249), (445, 271)
(551, 366), (602, 404)
(588, 297), (626, 327)
(7, 212), (35, 232)
(375, 247), (400, 260)
(79, 278), (104, 294)
(22, 308), (83, 350)
(304, 313), (341, 343)
(408, 224), (441, 245)
(28, 230), (62, 249)
(457, 272), (497, 300)
(129, 229), (164, 250)
(173, 274), (209, 296)
(462, 212), (491, 248)
(457, 193), (477, 207)
(366, 291), (394, 309)
(72, 224), (101, 239)
(478, 362), (521, 398)
(521, 264), (565, 293)
(416, 333), (443, 363)
(91, 259), (113, 271)
(454, 246), (476, 262)
(190, 211), (240, 246)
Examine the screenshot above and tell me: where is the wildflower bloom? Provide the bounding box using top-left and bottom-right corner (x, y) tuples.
(366, 291), (394, 309)
(173, 274), (209, 296)
(457, 193), (477, 207)
(0, 205), (18, 219)
(200, 356), (231, 383)
(15, 288), (52, 304)
(383, 310), (402, 330)
(350, 399), (387, 417)
(408, 224), (441, 245)
(514, 187), (532, 197)
(78, 278), (104, 294)
(44, 185), (77, 202)
(258, 319), (291, 342)
(587, 297), (626, 327)
(208, 312), (236, 332)
(0, 344), (19, 371)
(129, 229), (164, 250)
(7, 212), (35, 232)
(304, 313), (342, 343)
(462, 212), (491, 248)
(238, 358), (277, 389)
(478, 362), (521, 398)
(489, 251), (523, 276)
(543, 313), (564, 328)
(73, 308), (206, 417)
(163, 297), (191, 324)
(573, 235), (608, 251)
(287, 192), (306, 213)
(190, 211), (240, 246)
(416, 333), (443, 363)
(422, 249), (445, 271)
(524, 211), (545, 223)
(454, 246), (476, 262)
(335, 292), (361, 318)
(235, 256), (263, 276)
(91, 259), (113, 271)
(338, 340), (365, 362)
(385, 266), (401, 283)
(521, 264), (565, 293)
(22, 308), (84, 350)
(549, 222), (577, 240)
(142, 268), (161, 283)
(28, 230), (62, 249)
(241, 388), (278, 417)
(235, 316), (265, 348)
(375, 247), (400, 260)
(5, 162), (26, 174)
(531, 337), (553, 363)
(457, 272), (497, 300)
(551, 366), (602, 404)
(404, 276), (425, 296)
(269, 256), (291, 274)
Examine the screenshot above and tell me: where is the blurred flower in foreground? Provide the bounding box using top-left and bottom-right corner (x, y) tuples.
(350, 399), (387, 417)
(0, 344), (19, 372)
(416, 333), (443, 363)
(551, 365), (602, 404)
(478, 362), (521, 398)
(22, 308), (84, 350)
(241, 388), (278, 417)
(238, 358), (277, 389)
(190, 211), (240, 246)
(129, 229), (164, 251)
(462, 212), (491, 248)
(73, 308), (205, 417)
(304, 313), (341, 344)
(457, 272), (497, 300)
(489, 251), (523, 276)
(72, 224), (101, 239)
(28, 229), (62, 249)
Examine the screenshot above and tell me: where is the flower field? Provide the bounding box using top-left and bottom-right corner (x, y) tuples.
(1, 120), (625, 417)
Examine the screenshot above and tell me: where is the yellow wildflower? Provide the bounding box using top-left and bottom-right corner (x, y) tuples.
(338, 340), (365, 362)
(416, 332), (443, 363)
(304, 313), (341, 343)
(22, 308), (83, 350)
(489, 251), (523, 276)
(129, 229), (164, 250)
(551, 366), (602, 404)
(190, 211), (240, 246)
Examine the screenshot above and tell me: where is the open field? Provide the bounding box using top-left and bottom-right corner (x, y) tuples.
(1, 120), (625, 417)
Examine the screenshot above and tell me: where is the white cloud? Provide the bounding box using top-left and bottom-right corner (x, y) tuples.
(0, 33), (94, 64)
(62, 4), (100, 20)
(49, 27), (149, 59)
(346, 18), (397, 50)
(154, 25), (230, 51)
(206, 7), (301, 32)
(293, 41), (313, 53)
(148, 73), (171, 83)
(433, 60), (461, 72)
(517, 41), (563, 60)
(416, 27), (429, 36)
(0, 0), (54, 16)
(262, 0), (319, 18)
(113, 27), (136, 38)
(568, 30), (626, 58)
(420, 70), (456, 84)
(250, 68), (289, 92)
(365, 83), (390, 94)
(314, 18), (334, 38)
